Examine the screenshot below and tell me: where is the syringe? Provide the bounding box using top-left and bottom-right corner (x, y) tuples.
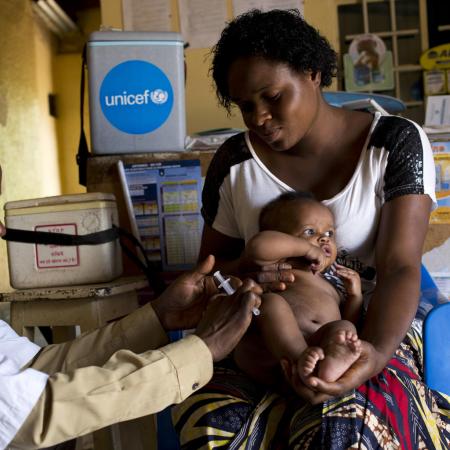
(213, 270), (260, 316)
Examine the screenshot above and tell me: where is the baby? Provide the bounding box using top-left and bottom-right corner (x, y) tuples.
(234, 191), (363, 387)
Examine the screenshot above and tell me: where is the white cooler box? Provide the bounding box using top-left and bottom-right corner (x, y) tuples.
(4, 193), (123, 289)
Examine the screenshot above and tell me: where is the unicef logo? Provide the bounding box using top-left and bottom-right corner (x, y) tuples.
(100, 60), (174, 134)
(151, 89), (169, 104)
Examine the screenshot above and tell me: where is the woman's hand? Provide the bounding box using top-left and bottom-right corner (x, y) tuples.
(244, 247), (327, 291)
(242, 231), (328, 291)
(281, 341), (386, 404)
(246, 262), (295, 292)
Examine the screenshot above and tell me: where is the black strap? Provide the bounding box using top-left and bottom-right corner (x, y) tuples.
(2, 225), (167, 294)
(76, 44), (91, 187)
(2, 227), (119, 246)
(116, 227), (167, 295)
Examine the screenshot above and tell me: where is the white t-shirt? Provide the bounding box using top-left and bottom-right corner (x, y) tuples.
(0, 321), (48, 450)
(201, 112), (437, 300)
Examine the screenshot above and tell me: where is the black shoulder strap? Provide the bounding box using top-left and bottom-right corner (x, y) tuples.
(76, 44), (91, 187)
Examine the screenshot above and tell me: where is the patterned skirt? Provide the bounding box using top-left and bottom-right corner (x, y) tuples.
(173, 320), (450, 449)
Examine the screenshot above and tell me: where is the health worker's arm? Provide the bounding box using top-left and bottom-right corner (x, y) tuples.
(12, 327), (212, 449)
(28, 301), (169, 374)
(10, 261), (261, 448)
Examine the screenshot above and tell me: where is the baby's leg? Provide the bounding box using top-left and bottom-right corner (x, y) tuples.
(313, 320), (361, 383)
(236, 292), (308, 387)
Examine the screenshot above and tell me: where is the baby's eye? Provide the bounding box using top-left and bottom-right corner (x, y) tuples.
(324, 230), (334, 238)
(303, 228), (315, 236)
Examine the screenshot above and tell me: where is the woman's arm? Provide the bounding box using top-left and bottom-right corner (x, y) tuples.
(198, 224), (244, 274)
(360, 194), (431, 372)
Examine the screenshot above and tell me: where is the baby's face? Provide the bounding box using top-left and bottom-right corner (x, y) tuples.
(284, 201), (337, 267)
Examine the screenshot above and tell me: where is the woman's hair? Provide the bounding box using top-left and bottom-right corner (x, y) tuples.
(211, 8), (337, 112)
(259, 191), (317, 231)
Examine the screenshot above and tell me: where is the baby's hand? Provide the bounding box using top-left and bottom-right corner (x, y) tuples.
(304, 245), (327, 274)
(335, 264), (362, 297)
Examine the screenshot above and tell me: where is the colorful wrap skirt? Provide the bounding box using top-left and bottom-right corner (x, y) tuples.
(173, 319), (450, 449)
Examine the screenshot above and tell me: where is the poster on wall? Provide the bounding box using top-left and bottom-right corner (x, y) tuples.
(344, 34), (394, 92)
(122, 0), (172, 31)
(118, 159), (204, 271)
(178, 0), (227, 48)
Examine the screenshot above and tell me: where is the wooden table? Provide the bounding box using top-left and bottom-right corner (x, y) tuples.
(3, 276), (148, 341)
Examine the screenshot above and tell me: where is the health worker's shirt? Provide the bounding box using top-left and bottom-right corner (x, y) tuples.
(0, 321), (48, 450)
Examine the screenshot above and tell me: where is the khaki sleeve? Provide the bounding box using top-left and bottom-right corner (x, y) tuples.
(29, 303), (168, 374)
(10, 335), (213, 449)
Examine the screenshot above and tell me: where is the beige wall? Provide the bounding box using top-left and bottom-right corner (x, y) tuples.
(0, 0), (61, 292)
(54, 8), (101, 195)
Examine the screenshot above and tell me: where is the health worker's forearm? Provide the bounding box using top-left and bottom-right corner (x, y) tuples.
(10, 335), (213, 449)
(28, 303), (168, 374)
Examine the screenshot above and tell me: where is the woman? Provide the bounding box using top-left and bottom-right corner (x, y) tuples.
(173, 9), (450, 449)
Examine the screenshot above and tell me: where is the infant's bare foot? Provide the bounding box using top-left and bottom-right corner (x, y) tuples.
(317, 329), (361, 383)
(297, 346), (325, 385)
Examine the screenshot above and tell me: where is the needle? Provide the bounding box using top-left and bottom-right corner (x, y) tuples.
(213, 270), (260, 316)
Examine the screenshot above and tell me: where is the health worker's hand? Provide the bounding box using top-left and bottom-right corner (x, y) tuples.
(152, 255), (224, 330)
(195, 278), (262, 361)
(281, 340), (384, 404)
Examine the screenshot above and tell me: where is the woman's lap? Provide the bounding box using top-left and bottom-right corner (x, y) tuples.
(173, 321), (450, 449)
